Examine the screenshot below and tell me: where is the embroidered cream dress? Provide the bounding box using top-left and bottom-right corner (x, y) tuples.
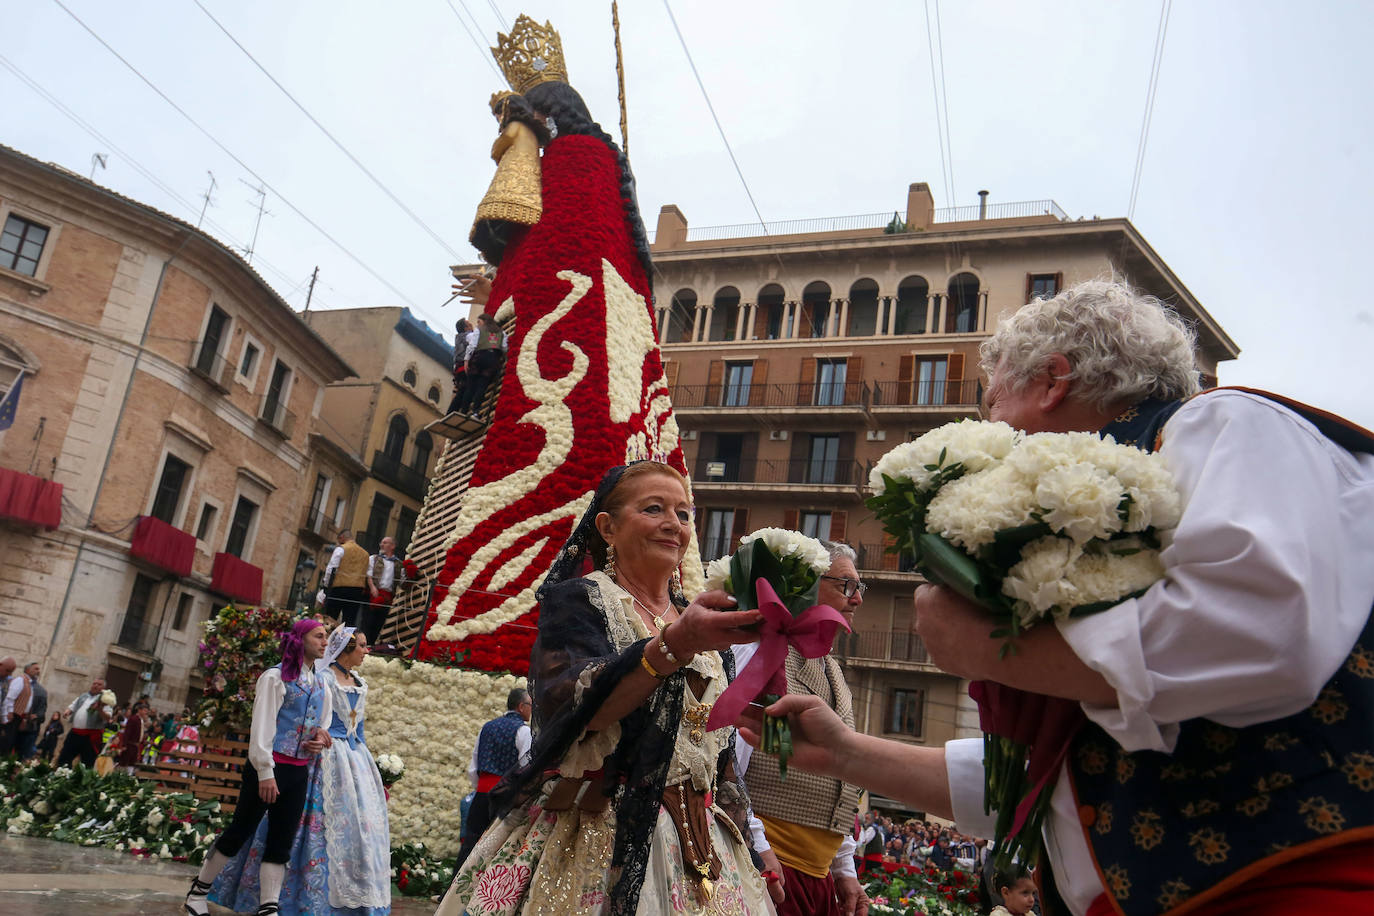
(438, 573), (772, 916)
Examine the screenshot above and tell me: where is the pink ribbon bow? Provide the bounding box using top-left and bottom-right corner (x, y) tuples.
(706, 578), (851, 731)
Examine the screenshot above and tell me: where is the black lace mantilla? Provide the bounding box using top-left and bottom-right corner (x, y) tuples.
(488, 578), (748, 915)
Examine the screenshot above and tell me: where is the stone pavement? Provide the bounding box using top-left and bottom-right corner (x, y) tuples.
(0, 834), (435, 915)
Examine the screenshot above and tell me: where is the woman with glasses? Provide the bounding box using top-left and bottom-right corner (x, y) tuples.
(732, 540), (871, 916)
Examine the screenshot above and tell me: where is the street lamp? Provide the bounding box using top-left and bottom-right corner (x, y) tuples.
(288, 556), (317, 611)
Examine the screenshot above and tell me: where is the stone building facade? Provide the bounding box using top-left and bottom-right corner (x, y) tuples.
(305, 307), (452, 560)
(651, 182), (1239, 759)
(0, 145), (354, 714)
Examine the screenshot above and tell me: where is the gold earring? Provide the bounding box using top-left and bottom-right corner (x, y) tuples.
(605, 544), (618, 580)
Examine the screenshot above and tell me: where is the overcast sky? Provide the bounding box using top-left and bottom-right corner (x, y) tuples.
(6, 1), (1372, 427)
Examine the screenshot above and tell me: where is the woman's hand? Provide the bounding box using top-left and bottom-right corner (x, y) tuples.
(736, 694), (853, 781)
(667, 590), (763, 657)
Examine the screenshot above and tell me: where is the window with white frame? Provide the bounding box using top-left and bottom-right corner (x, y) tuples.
(1, 214), (49, 277)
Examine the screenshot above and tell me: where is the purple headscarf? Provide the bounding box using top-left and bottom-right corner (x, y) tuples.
(280, 618), (323, 683)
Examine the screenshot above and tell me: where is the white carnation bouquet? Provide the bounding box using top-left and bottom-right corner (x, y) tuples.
(374, 752), (405, 787)
(868, 420), (1180, 641)
(704, 527), (849, 777)
(867, 419), (1181, 867)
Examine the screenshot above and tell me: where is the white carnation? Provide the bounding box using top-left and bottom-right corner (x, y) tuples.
(1064, 544), (1165, 606)
(145, 809), (164, 827)
(738, 527), (830, 573)
(924, 463), (1038, 550)
(869, 420), (1020, 493)
(703, 557), (731, 591)
(1001, 536), (1083, 624)
(1034, 462), (1125, 544)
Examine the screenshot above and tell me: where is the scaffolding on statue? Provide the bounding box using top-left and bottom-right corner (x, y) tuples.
(377, 333), (507, 655)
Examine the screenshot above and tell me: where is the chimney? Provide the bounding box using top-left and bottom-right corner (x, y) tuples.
(906, 182), (935, 231)
(655, 204), (688, 250)
(978, 190), (989, 219)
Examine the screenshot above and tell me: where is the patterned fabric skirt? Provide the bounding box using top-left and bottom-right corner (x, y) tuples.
(439, 790), (773, 916)
(211, 743), (391, 915)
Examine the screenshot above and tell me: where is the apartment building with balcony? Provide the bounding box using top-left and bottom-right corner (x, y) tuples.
(305, 307), (453, 561)
(0, 144), (355, 713)
(652, 181), (1238, 753)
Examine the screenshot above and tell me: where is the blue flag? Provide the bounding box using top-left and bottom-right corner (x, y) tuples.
(0, 373), (24, 431)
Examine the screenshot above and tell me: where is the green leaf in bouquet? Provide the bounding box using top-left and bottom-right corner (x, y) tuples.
(914, 531), (1003, 609)
(985, 521), (1054, 570)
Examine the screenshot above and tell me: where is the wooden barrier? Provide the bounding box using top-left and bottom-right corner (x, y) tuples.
(136, 735), (249, 814)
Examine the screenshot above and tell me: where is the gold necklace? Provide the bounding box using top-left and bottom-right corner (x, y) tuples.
(620, 582), (672, 630)
(676, 783), (715, 903)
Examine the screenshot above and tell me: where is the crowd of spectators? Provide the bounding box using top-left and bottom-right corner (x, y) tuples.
(856, 808), (990, 874)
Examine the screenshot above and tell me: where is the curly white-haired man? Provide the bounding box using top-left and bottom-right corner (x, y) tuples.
(740, 279), (1374, 916)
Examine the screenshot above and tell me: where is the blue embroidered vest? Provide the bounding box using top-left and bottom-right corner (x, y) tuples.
(475, 710), (524, 777)
(270, 666), (325, 759)
(1072, 391), (1374, 916)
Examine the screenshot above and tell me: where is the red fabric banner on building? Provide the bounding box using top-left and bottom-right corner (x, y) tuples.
(129, 515), (195, 577)
(210, 551), (263, 605)
(0, 466), (62, 530)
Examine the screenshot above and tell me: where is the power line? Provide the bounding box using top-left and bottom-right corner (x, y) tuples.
(192, 0), (464, 262)
(484, 0), (510, 31)
(50, 0), (425, 314)
(0, 52), (306, 300)
(923, 0), (953, 209)
(662, 0), (770, 236)
(933, 0), (956, 207)
(443, 0), (505, 80)
(1128, 0), (1173, 221)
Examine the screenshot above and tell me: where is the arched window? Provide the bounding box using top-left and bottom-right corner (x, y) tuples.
(946, 273), (980, 333)
(801, 281), (831, 338)
(755, 283), (787, 340)
(708, 286), (741, 342)
(411, 431), (433, 473)
(895, 276), (929, 335)
(848, 279), (880, 337)
(383, 414), (408, 462)
(402, 366), (417, 387)
(667, 289), (696, 343)
(0, 340), (36, 399)
(427, 384), (441, 404)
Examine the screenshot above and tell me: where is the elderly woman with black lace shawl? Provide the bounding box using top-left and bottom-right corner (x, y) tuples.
(437, 462), (775, 916)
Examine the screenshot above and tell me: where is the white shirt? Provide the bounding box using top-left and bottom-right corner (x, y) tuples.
(465, 718), (532, 788)
(1, 673), (27, 722)
(732, 641), (859, 878)
(247, 666), (333, 780)
(947, 391), (1374, 916)
(66, 690), (102, 728)
(323, 544), (346, 586)
(368, 554), (398, 591)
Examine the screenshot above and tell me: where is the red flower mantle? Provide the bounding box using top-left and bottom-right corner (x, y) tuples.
(414, 135), (689, 675)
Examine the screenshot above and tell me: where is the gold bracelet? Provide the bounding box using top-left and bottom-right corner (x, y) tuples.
(640, 652), (666, 679)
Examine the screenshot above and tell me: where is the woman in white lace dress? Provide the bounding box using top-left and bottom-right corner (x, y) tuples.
(213, 625), (391, 915)
(437, 462), (774, 916)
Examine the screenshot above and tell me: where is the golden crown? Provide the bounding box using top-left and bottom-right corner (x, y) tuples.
(491, 16), (569, 93)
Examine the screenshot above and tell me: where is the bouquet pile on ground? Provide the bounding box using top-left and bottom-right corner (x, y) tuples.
(0, 758), (224, 863)
(867, 419), (1182, 866)
(862, 862), (982, 916)
(704, 527), (850, 777)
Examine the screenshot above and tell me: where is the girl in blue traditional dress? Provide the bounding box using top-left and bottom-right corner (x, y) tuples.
(210, 624), (392, 915)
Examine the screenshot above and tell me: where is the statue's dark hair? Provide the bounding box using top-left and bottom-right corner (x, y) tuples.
(476, 82), (654, 293)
